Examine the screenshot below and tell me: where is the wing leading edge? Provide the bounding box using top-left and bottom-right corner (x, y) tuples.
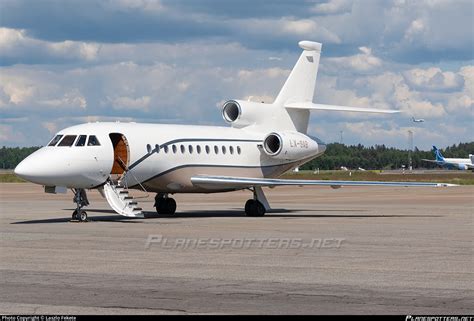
(191, 175), (457, 188)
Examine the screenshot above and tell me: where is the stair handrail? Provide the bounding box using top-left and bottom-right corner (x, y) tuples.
(117, 156), (149, 199)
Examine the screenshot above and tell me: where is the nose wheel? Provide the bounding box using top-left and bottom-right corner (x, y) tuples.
(71, 188), (90, 222)
(72, 209), (88, 222)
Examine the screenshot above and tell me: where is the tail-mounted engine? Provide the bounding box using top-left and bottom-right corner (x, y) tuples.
(222, 100), (271, 128)
(262, 131), (322, 161)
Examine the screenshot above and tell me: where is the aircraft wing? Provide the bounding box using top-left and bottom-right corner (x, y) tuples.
(191, 175), (456, 188)
(421, 159), (439, 163)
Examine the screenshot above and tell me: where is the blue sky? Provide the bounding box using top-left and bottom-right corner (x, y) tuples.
(0, 0), (473, 149)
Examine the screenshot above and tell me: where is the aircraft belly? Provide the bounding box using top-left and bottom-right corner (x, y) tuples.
(142, 164), (291, 193)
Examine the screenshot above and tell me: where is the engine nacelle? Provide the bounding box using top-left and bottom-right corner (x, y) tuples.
(221, 100), (270, 128)
(458, 163), (467, 170)
(262, 131), (321, 160)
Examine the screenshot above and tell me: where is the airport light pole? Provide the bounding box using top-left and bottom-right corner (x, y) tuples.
(408, 130), (413, 171)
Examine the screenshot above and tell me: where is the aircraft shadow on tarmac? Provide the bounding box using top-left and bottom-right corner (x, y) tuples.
(10, 208), (442, 224)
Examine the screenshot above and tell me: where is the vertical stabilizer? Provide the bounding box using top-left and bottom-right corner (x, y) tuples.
(433, 146), (445, 162)
(273, 41), (322, 133)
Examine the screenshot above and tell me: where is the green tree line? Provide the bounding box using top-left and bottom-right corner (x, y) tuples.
(301, 142), (474, 170)
(0, 146), (41, 169)
(0, 142), (472, 170)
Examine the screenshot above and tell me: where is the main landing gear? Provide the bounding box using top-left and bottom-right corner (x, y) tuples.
(244, 186), (270, 217)
(72, 188), (90, 222)
(154, 193), (177, 215)
(244, 199), (266, 216)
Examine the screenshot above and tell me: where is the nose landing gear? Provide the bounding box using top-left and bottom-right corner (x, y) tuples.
(72, 189), (90, 222)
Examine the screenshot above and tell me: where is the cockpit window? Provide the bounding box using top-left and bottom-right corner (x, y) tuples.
(57, 135), (77, 147)
(75, 135), (87, 146)
(87, 135), (100, 146)
(48, 135), (63, 146)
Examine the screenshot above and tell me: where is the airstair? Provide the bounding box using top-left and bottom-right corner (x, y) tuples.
(103, 180), (144, 218)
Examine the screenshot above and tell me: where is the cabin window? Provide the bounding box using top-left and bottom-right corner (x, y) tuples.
(146, 144), (152, 154)
(58, 135), (77, 147)
(75, 135), (87, 147)
(222, 146), (227, 154)
(180, 145), (185, 153)
(237, 146), (241, 154)
(214, 146), (219, 154)
(87, 135), (100, 146)
(205, 145), (210, 154)
(155, 144), (160, 153)
(197, 145), (201, 154)
(172, 145), (177, 153)
(189, 145), (193, 154)
(164, 145), (169, 153)
(48, 135), (63, 146)
(229, 146), (234, 155)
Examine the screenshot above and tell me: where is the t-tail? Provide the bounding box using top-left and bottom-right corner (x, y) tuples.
(221, 40), (400, 135)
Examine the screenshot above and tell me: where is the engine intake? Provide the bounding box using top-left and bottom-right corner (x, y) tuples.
(222, 100), (241, 123)
(263, 133), (282, 155)
(262, 131), (323, 160)
(221, 99), (272, 128)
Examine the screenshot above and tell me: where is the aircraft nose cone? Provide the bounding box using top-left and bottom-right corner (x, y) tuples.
(14, 156), (37, 181)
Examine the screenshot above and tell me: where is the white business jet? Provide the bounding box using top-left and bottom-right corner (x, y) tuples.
(14, 41), (453, 221)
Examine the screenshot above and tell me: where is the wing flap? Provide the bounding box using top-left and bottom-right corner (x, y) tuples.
(191, 175), (457, 188)
(285, 101), (399, 114)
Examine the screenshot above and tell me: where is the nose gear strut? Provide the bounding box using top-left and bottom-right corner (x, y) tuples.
(72, 188), (89, 222)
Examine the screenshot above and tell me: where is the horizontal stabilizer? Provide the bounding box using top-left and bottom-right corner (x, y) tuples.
(191, 175), (456, 189)
(285, 102), (400, 114)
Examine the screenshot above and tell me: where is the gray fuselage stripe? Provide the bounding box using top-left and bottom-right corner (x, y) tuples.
(128, 138), (262, 170)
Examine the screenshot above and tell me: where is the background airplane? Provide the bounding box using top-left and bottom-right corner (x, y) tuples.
(422, 146), (474, 170)
(412, 117), (425, 123)
(14, 40), (455, 222)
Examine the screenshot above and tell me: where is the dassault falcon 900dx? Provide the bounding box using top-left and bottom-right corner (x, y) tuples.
(14, 40), (453, 221)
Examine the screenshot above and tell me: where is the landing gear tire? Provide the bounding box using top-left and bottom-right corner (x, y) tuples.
(79, 211), (88, 222)
(72, 209), (88, 222)
(156, 198), (177, 215)
(245, 199), (266, 217)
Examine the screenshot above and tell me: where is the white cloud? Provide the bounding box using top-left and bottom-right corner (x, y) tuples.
(40, 90), (87, 109)
(311, 0), (352, 15)
(403, 67), (463, 91)
(323, 46), (382, 73)
(111, 0), (163, 12)
(107, 95), (151, 110)
(0, 27), (101, 63)
(237, 18), (342, 45)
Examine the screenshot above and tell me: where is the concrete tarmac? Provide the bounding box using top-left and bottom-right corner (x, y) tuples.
(0, 183), (472, 314)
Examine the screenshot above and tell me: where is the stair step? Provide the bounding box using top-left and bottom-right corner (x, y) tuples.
(104, 181), (143, 217)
